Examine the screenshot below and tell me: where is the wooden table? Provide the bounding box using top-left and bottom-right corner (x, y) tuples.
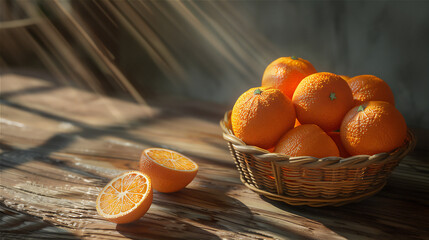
(1, 73), (428, 239)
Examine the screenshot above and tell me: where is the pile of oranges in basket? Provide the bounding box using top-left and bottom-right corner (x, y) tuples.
(231, 56), (407, 158)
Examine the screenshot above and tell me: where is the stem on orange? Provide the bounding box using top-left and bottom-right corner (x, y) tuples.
(254, 88), (262, 95)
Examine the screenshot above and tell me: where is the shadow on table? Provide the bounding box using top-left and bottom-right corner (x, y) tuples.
(117, 187), (347, 239)
(116, 219), (221, 240)
(116, 188), (242, 239)
(118, 187), (300, 239)
(259, 186), (428, 240)
(0, 204), (80, 240)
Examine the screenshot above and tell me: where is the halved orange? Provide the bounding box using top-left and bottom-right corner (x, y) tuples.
(96, 171), (153, 224)
(140, 148), (198, 193)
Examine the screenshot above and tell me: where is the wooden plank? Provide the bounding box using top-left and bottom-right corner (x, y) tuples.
(1, 73), (429, 239)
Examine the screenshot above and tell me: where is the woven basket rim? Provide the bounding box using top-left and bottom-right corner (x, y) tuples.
(220, 110), (416, 168)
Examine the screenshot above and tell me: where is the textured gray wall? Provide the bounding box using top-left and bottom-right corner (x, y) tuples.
(129, 1), (428, 129)
(5, 1), (427, 130)
(230, 1), (429, 130)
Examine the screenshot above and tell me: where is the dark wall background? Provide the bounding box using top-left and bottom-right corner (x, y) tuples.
(1, 0), (429, 132)
(114, 1), (429, 130)
(228, 1), (429, 131)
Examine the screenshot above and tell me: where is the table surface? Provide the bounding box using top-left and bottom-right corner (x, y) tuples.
(1, 73), (428, 240)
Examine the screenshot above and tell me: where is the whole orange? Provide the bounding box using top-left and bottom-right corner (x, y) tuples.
(347, 74), (395, 106)
(275, 124), (339, 158)
(232, 87), (296, 149)
(292, 72), (354, 132)
(340, 101), (407, 155)
(327, 131), (350, 158)
(261, 56), (317, 100)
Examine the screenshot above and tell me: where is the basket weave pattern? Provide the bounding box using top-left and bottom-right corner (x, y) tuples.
(221, 111), (416, 207)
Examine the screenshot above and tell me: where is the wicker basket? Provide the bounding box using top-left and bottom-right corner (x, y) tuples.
(220, 110), (416, 207)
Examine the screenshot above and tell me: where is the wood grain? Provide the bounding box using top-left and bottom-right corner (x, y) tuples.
(1, 72), (428, 239)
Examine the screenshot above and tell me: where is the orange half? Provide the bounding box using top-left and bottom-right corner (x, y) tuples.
(96, 171), (153, 224)
(140, 148), (198, 193)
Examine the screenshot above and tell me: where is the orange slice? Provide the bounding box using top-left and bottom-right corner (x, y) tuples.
(96, 171), (153, 224)
(140, 148), (198, 193)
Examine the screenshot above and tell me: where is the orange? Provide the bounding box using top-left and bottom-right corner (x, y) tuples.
(275, 124), (340, 158)
(294, 118), (301, 128)
(347, 74), (395, 106)
(340, 101), (407, 155)
(96, 171), (153, 224)
(266, 147), (275, 153)
(231, 87), (296, 149)
(292, 72), (354, 132)
(140, 148), (198, 193)
(340, 75), (351, 81)
(261, 56), (317, 99)
(327, 132), (350, 158)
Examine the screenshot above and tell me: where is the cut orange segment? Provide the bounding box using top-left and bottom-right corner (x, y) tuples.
(96, 171), (153, 224)
(140, 148), (198, 193)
